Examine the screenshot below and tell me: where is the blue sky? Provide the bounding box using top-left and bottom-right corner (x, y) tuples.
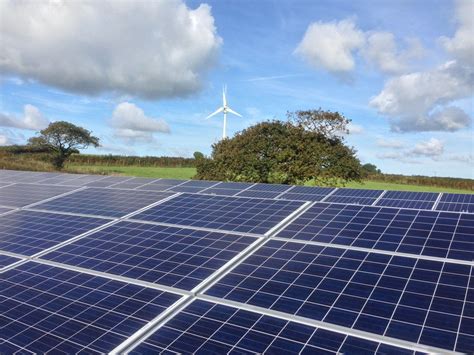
(0, 0), (472, 178)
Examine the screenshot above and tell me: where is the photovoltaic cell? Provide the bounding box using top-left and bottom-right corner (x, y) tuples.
(236, 183), (293, 199)
(0, 207), (12, 215)
(42, 221), (257, 290)
(324, 188), (383, 205)
(1, 262), (181, 354)
(137, 179), (188, 191)
(0, 254), (22, 268)
(375, 191), (439, 210)
(276, 203), (474, 261)
(206, 240), (473, 353)
(278, 185), (335, 202)
(132, 193), (304, 234)
(109, 178), (158, 190)
(132, 299), (418, 354)
(84, 176), (135, 188)
(0, 183), (79, 208)
(166, 180), (220, 194)
(437, 193), (474, 213)
(33, 188), (175, 218)
(0, 210), (109, 256)
(53, 175), (109, 187)
(200, 181), (255, 196)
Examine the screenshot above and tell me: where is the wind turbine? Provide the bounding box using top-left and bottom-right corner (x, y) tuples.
(206, 85), (242, 139)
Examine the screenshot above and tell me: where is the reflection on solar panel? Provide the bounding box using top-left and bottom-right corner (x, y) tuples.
(205, 240), (473, 352)
(0, 182), (12, 187)
(0, 207), (12, 215)
(1, 262), (181, 353)
(132, 193), (304, 234)
(0, 210), (108, 256)
(84, 176), (135, 188)
(376, 191), (439, 209)
(167, 180), (220, 193)
(0, 183), (78, 207)
(325, 188), (383, 205)
(276, 203), (474, 260)
(137, 179), (187, 191)
(200, 181), (255, 196)
(236, 184), (292, 199)
(109, 177), (157, 190)
(437, 193), (474, 213)
(0, 254), (22, 268)
(278, 185), (335, 202)
(34, 188), (175, 218)
(131, 299), (416, 354)
(43, 222), (257, 290)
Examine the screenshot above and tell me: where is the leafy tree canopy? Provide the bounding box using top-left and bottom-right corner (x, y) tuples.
(287, 108), (351, 139)
(28, 121), (99, 169)
(195, 120), (362, 186)
(361, 163), (381, 176)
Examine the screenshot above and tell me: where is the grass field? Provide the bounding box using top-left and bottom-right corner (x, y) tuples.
(65, 164), (473, 194)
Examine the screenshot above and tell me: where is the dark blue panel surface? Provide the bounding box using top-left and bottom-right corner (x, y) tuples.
(1, 262), (181, 354)
(324, 188), (383, 205)
(277, 203), (473, 261)
(137, 179), (189, 191)
(167, 180), (220, 194)
(0, 207), (11, 215)
(437, 193), (474, 213)
(42, 222), (257, 290)
(0, 210), (108, 256)
(109, 177), (158, 190)
(131, 300), (417, 354)
(34, 188), (174, 218)
(200, 181), (255, 196)
(205, 240), (473, 352)
(376, 191), (439, 210)
(84, 176), (136, 188)
(0, 254), (22, 268)
(132, 193), (304, 234)
(0, 183), (79, 207)
(236, 183), (292, 199)
(278, 186), (335, 202)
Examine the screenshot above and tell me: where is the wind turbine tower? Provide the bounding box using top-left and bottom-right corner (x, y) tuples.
(206, 86), (242, 139)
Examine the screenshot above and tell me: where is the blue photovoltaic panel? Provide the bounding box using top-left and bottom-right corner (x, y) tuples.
(132, 193), (304, 234)
(34, 188), (175, 218)
(206, 240), (473, 353)
(137, 179), (188, 191)
(376, 191), (439, 210)
(42, 221), (257, 290)
(0, 254), (22, 268)
(166, 180), (220, 194)
(33, 174), (86, 185)
(437, 193), (474, 213)
(278, 185), (335, 202)
(0, 207), (12, 215)
(83, 176), (136, 188)
(1, 262), (181, 353)
(109, 177), (157, 190)
(0, 210), (108, 256)
(131, 300), (417, 355)
(236, 183), (292, 199)
(0, 183), (78, 207)
(324, 188), (383, 205)
(0, 182), (12, 187)
(200, 181), (255, 196)
(277, 203), (473, 261)
(53, 175), (109, 187)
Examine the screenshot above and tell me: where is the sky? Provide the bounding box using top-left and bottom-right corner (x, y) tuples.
(0, 0), (472, 178)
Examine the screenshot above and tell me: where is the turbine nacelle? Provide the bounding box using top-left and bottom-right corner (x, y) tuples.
(205, 86), (242, 139)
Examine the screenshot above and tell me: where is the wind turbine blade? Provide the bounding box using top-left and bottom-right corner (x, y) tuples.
(206, 107), (224, 119)
(227, 107), (242, 117)
(222, 86), (227, 107)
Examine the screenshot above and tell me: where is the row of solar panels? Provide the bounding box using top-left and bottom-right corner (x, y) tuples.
(0, 169), (473, 213)
(0, 171), (472, 353)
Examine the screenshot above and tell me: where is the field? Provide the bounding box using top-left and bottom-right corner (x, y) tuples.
(65, 164), (473, 194)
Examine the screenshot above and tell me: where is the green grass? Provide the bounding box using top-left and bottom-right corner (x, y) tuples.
(65, 164), (473, 194)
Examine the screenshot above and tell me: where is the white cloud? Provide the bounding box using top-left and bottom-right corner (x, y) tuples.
(376, 138), (406, 149)
(347, 123), (364, 134)
(110, 102), (170, 144)
(0, 0), (221, 99)
(364, 32), (425, 74)
(295, 18), (365, 75)
(0, 135), (10, 145)
(0, 105), (49, 130)
(370, 61), (472, 132)
(409, 138), (444, 157)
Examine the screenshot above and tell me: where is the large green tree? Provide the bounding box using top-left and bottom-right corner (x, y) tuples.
(195, 120), (362, 185)
(28, 121), (100, 169)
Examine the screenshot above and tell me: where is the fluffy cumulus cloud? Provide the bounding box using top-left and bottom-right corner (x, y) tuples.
(295, 19), (365, 75)
(376, 138), (406, 149)
(409, 138), (444, 157)
(0, 105), (49, 130)
(0, 134), (10, 145)
(0, 0), (221, 99)
(110, 102), (170, 144)
(377, 138), (445, 162)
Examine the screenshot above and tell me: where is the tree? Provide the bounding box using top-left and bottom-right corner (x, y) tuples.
(195, 120), (362, 186)
(28, 121), (100, 169)
(193, 151), (204, 161)
(287, 109), (351, 139)
(361, 163), (381, 176)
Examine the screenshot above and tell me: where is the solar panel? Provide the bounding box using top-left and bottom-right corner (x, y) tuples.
(0, 207), (12, 215)
(278, 203), (473, 261)
(51, 175), (109, 186)
(236, 183), (292, 199)
(0, 254), (22, 268)
(1, 262), (181, 353)
(109, 177), (157, 190)
(278, 185), (335, 202)
(137, 179), (188, 191)
(42, 221), (258, 290)
(132, 193), (304, 234)
(131, 299), (417, 354)
(83, 176), (134, 188)
(325, 188), (383, 205)
(33, 188), (175, 218)
(0, 210), (109, 256)
(0, 183), (79, 208)
(200, 181), (255, 196)
(166, 180), (220, 193)
(34, 174), (86, 185)
(375, 191), (439, 210)
(205, 240), (472, 352)
(0, 182), (13, 187)
(437, 193), (474, 213)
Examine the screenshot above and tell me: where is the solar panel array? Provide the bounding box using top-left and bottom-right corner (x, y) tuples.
(0, 169), (472, 354)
